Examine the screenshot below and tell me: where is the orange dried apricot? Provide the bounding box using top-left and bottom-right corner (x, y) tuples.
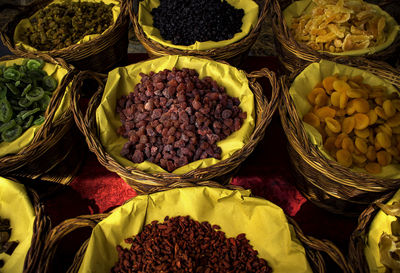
(355, 137), (368, 154)
(387, 113), (400, 127)
(336, 149), (352, 167)
(353, 98), (370, 113)
(330, 92), (341, 107)
(315, 93), (329, 107)
(307, 88), (326, 104)
(335, 133), (348, 149)
(333, 80), (351, 93)
(342, 116), (355, 134)
(354, 113), (369, 130)
(365, 162), (381, 174)
(342, 137), (354, 153)
(383, 100), (396, 118)
(375, 106), (388, 120)
(377, 150), (392, 166)
(354, 128), (369, 139)
(316, 106), (336, 120)
(322, 76), (337, 92)
(376, 132), (391, 149)
(367, 109), (378, 125)
(325, 117), (341, 133)
(346, 89), (363, 99)
(366, 146), (377, 161)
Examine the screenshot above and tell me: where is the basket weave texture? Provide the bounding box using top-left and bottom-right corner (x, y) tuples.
(279, 58), (400, 216)
(36, 183), (353, 273)
(0, 0), (129, 72)
(128, 0), (270, 65)
(0, 54), (84, 185)
(348, 192), (395, 273)
(271, 0), (400, 73)
(70, 59), (279, 194)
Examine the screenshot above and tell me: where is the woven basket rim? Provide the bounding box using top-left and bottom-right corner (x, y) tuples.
(0, 0), (129, 60)
(279, 57), (400, 196)
(128, 0), (270, 58)
(0, 54), (75, 175)
(70, 56), (279, 194)
(271, 0), (400, 67)
(37, 186), (353, 273)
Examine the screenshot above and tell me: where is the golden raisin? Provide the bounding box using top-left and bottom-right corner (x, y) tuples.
(365, 162), (381, 174)
(355, 137), (368, 154)
(376, 132), (391, 149)
(375, 106), (388, 120)
(342, 116), (355, 134)
(325, 117), (341, 133)
(353, 98), (370, 113)
(316, 107), (336, 120)
(387, 113), (400, 127)
(366, 146), (377, 161)
(354, 128), (369, 139)
(377, 150), (392, 166)
(354, 113), (369, 130)
(367, 110), (378, 126)
(307, 88), (326, 105)
(342, 137), (355, 153)
(336, 149), (352, 167)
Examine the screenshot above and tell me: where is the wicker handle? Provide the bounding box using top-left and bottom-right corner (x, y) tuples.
(287, 217), (354, 273)
(37, 214), (107, 273)
(348, 191), (395, 273)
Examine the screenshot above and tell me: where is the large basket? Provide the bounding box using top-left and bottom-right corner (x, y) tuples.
(279, 58), (400, 216)
(70, 57), (279, 194)
(0, 54), (85, 185)
(128, 0), (270, 66)
(36, 186), (353, 273)
(0, 0), (129, 72)
(348, 192), (394, 273)
(271, 0), (400, 74)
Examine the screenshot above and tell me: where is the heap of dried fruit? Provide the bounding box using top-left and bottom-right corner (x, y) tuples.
(377, 201), (400, 272)
(0, 217), (19, 268)
(22, 1), (114, 51)
(290, 0), (387, 53)
(302, 73), (400, 174)
(111, 216), (271, 273)
(116, 67), (246, 172)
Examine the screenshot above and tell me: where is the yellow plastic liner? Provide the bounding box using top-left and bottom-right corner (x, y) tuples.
(0, 177), (35, 273)
(0, 58), (71, 157)
(78, 186), (312, 273)
(365, 190), (400, 273)
(138, 0), (259, 51)
(283, 0), (399, 56)
(290, 59), (400, 178)
(14, 0), (120, 52)
(96, 55), (255, 174)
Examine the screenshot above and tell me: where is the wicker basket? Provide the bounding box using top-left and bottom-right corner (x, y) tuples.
(348, 192), (395, 273)
(128, 0), (270, 66)
(0, 54), (85, 185)
(279, 58), (400, 216)
(271, 0), (400, 74)
(36, 185), (353, 273)
(0, 0), (129, 72)
(70, 58), (279, 194)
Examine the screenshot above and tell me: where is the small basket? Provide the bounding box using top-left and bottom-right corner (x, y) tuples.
(0, 0), (129, 72)
(0, 54), (85, 185)
(348, 192), (395, 273)
(279, 58), (400, 216)
(36, 186), (353, 273)
(271, 0), (400, 74)
(70, 57), (279, 194)
(128, 0), (270, 66)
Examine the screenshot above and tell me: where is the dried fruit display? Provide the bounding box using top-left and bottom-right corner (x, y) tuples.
(303, 73), (400, 174)
(0, 217), (19, 269)
(290, 0), (387, 53)
(377, 201), (400, 272)
(0, 59), (57, 143)
(151, 0), (244, 46)
(116, 67), (246, 172)
(111, 216), (271, 273)
(22, 1), (114, 51)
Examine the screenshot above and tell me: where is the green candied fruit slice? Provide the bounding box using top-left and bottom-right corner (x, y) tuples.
(21, 83), (32, 97)
(3, 68), (21, 81)
(26, 87), (44, 102)
(0, 99), (13, 123)
(21, 108), (40, 120)
(22, 115), (34, 129)
(33, 115), (45, 125)
(0, 120), (16, 133)
(5, 83), (19, 96)
(26, 59), (44, 71)
(0, 84), (6, 100)
(1, 124), (22, 142)
(39, 95), (50, 111)
(18, 97), (32, 108)
(42, 75), (57, 91)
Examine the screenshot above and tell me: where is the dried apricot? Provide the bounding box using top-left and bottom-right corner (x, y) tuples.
(346, 100), (357, 115)
(346, 89), (363, 99)
(315, 93), (329, 107)
(335, 133), (348, 149)
(325, 117), (341, 133)
(377, 124), (392, 137)
(383, 100), (396, 118)
(386, 146), (399, 157)
(376, 132), (391, 148)
(355, 137), (368, 154)
(365, 162), (381, 174)
(386, 113), (400, 127)
(333, 80), (351, 93)
(375, 106), (388, 120)
(367, 109), (378, 125)
(354, 128), (369, 139)
(342, 116), (355, 134)
(336, 149), (352, 167)
(330, 92), (341, 107)
(353, 98), (370, 113)
(377, 150), (392, 166)
(342, 137), (354, 153)
(307, 88), (326, 104)
(325, 125), (337, 137)
(324, 136), (337, 154)
(322, 76), (337, 92)
(352, 153), (367, 165)
(303, 112), (320, 128)
(316, 106), (336, 120)
(339, 92), (348, 109)
(366, 146), (377, 161)
(354, 113), (369, 130)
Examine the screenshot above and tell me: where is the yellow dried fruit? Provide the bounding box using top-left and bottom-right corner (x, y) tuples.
(392, 99), (400, 112)
(325, 125), (337, 137)
(342, 116), (355, 134)
(354, 113), (369, 130)
(378, 124), (392, 137)
(331, 91), (341, 107)
(308, 88), (326, 104)
(351, 75), (364, 84)
(386, 146), (399, 157)
(342, 137), (355, 153)
(375, 96), (384, 106)
(376, 132), (391, 149)
(336, 149), (353, 167)
(392, 126), (400, 134)
(346, 89), (363, 98)
(352, 153), (367, 164)
(366, 146), (377, 161)
(375, 106), (388, 120)
(367, 109), (378, 125)
(383, 100), (396, 118)
(365, 162), (381, 174)
(354, 128), (369, 138)
(303, 112), (320, 128)
(387, 113), (400, 127)
(336, 109), (346, 117)
(322, 76), (337, 92)
(335, 133), (348, 149)
(315, 92), (329, 107)
(333, 80), (351, 93)
(324, 136), (337, 154)
(339, 92), (349, 109)
(316, 106), (336, 120)
(325, 117), (341, 133)
(314, 81), (324, 89)
(377, 150), (392, 166)
(355, 137), (368, 154)
(353, 98), (370, 113)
